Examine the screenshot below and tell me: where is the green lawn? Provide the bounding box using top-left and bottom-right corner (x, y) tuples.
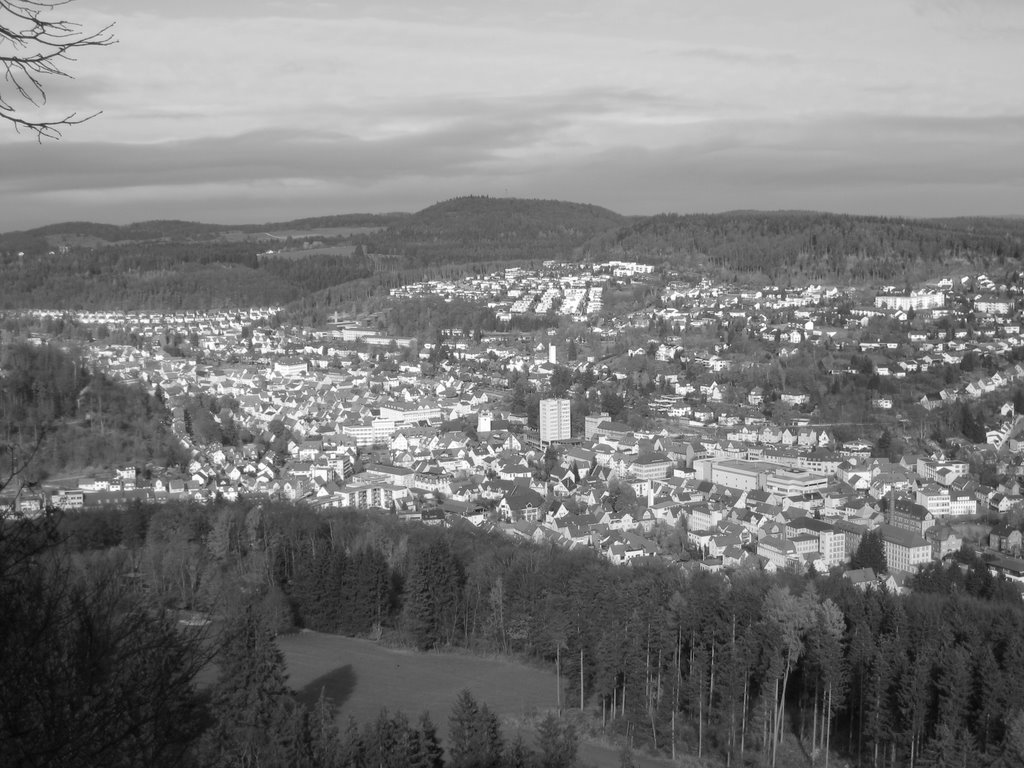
(278, 631), (556, 739)
(276, 630), (684, 768)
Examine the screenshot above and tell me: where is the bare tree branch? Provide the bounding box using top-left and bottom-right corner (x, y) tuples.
(0, 0), (115, 140)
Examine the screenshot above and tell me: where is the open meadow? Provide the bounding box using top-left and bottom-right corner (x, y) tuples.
(278, 630), (556, 738)
(277, 630), (681, 768)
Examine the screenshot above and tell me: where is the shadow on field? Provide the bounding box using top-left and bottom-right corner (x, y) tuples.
(296, 664), (357, 713)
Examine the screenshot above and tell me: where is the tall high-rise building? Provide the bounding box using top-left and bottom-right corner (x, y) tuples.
(539, 398), (571, 444)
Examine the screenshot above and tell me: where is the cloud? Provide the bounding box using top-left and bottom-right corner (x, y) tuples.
(2, 110), (1022, 229)
(3, 1), (1024, 227)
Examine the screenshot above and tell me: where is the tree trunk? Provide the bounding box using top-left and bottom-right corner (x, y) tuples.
(698, 665), (704, 758)
(556, 645), (561, 711)
(656, 647), (662, 705)
(824, 683), (831, 768)
(812, 680), (819, 762)
(672, 709), (676, 760)
(673, 629), (680, 762)
(709, 642), (716, 747)
(741, 671), (749, 764)
(650, 698), (658, 749)
(773, 661), (792, 768)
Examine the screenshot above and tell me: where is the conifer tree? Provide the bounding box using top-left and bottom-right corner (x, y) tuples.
(852, 530), (887, 574)
(536, 713), (578, 768)
(503, 734), (534, 768)
(993, 710), (1024, 768)
(449, 689), (504, 768)
(410, 712), (445, 768)
(199, 605), (308, 767)
(404, 538), (463, 649)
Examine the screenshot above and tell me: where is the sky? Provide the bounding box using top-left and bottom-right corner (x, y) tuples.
(1, 0), (1023, 230)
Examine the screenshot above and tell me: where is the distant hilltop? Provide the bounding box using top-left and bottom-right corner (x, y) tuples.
(1, 196), (1023, 311)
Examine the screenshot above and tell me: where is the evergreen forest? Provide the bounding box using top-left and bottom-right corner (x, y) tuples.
(10, 499), (1023, 768)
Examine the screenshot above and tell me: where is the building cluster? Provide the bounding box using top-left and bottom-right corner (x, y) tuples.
(6, 267), (1024, 593)
(389, 262), (639, 321)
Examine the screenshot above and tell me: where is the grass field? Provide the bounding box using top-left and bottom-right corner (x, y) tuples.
(278, 631), (556, 737)
(277, 631), (682, 768)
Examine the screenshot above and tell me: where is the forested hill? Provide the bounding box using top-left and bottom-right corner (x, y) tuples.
(0, 213), (408, 253)
(3, 202), (1024, 310)
(0, 197), (629, 310)
(589, 210), (1024, 284)
(0, 214), (406, 310)
(0, 343), (184, 482)
(357, 195), (630, 265)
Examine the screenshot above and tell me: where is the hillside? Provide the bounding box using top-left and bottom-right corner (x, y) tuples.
(0, 198), (629, 311)
(347, 196), (629, 268)
(3, 202), (1024, 310)
(0, 343), (184, 483)
(589, 210), (1024, 284)
(0, 213), (408, 253)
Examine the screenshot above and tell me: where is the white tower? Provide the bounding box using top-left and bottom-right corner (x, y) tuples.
(477, 410), (493, 434)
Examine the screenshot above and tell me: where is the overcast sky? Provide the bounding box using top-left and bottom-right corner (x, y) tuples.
(1, 0), (1022, 230)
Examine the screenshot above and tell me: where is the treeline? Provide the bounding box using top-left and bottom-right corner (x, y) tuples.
(1, 508), (584, 768)
(593, 211), (1024, 284)
(0, 242), (383, 310)
(6, 204), (1024, 310)
(0, 197), (627, 310)
(0, 214), (407, 256)
(57, 500), (1024, 767)
(0, 343), (183, 481)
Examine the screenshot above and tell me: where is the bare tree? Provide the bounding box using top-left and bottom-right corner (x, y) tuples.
(1, 0), (114, 139)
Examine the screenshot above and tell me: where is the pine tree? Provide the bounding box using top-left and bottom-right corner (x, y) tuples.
(199, 606), (309, 767)
(852, 530), (888, 574)
(404, 539), (463, 649)
(449, 688), (503, 768)
(340, 547), (391, 635)
(936, 646), (971, 733)
(338, 717), (366, 768)
(972, 642), (1003, 753)
(308, 690), (346, 768)
(296, 546), (345, 632)
(503, 734), (534, 768)
(449, 689), (481, 767)
(410, 712), (445, 768)
(917, 724), (958, 768)
(993, 710), (1024, 768)
(536, 713), (578, 768)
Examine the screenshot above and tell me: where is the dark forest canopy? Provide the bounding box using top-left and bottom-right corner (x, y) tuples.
(1, 213), (409, 250)
(592, 210), (1024, 284)
(2, 198), (1024, 309)
(0, 343), (184, 481)
(42, 499), (1024, 768)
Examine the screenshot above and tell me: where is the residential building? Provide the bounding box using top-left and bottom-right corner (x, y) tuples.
(539, 398), (571, 444)
(877, 524), (932, 573)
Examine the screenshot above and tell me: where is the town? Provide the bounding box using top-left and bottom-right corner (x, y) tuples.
(5, 258), (1024, 592)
